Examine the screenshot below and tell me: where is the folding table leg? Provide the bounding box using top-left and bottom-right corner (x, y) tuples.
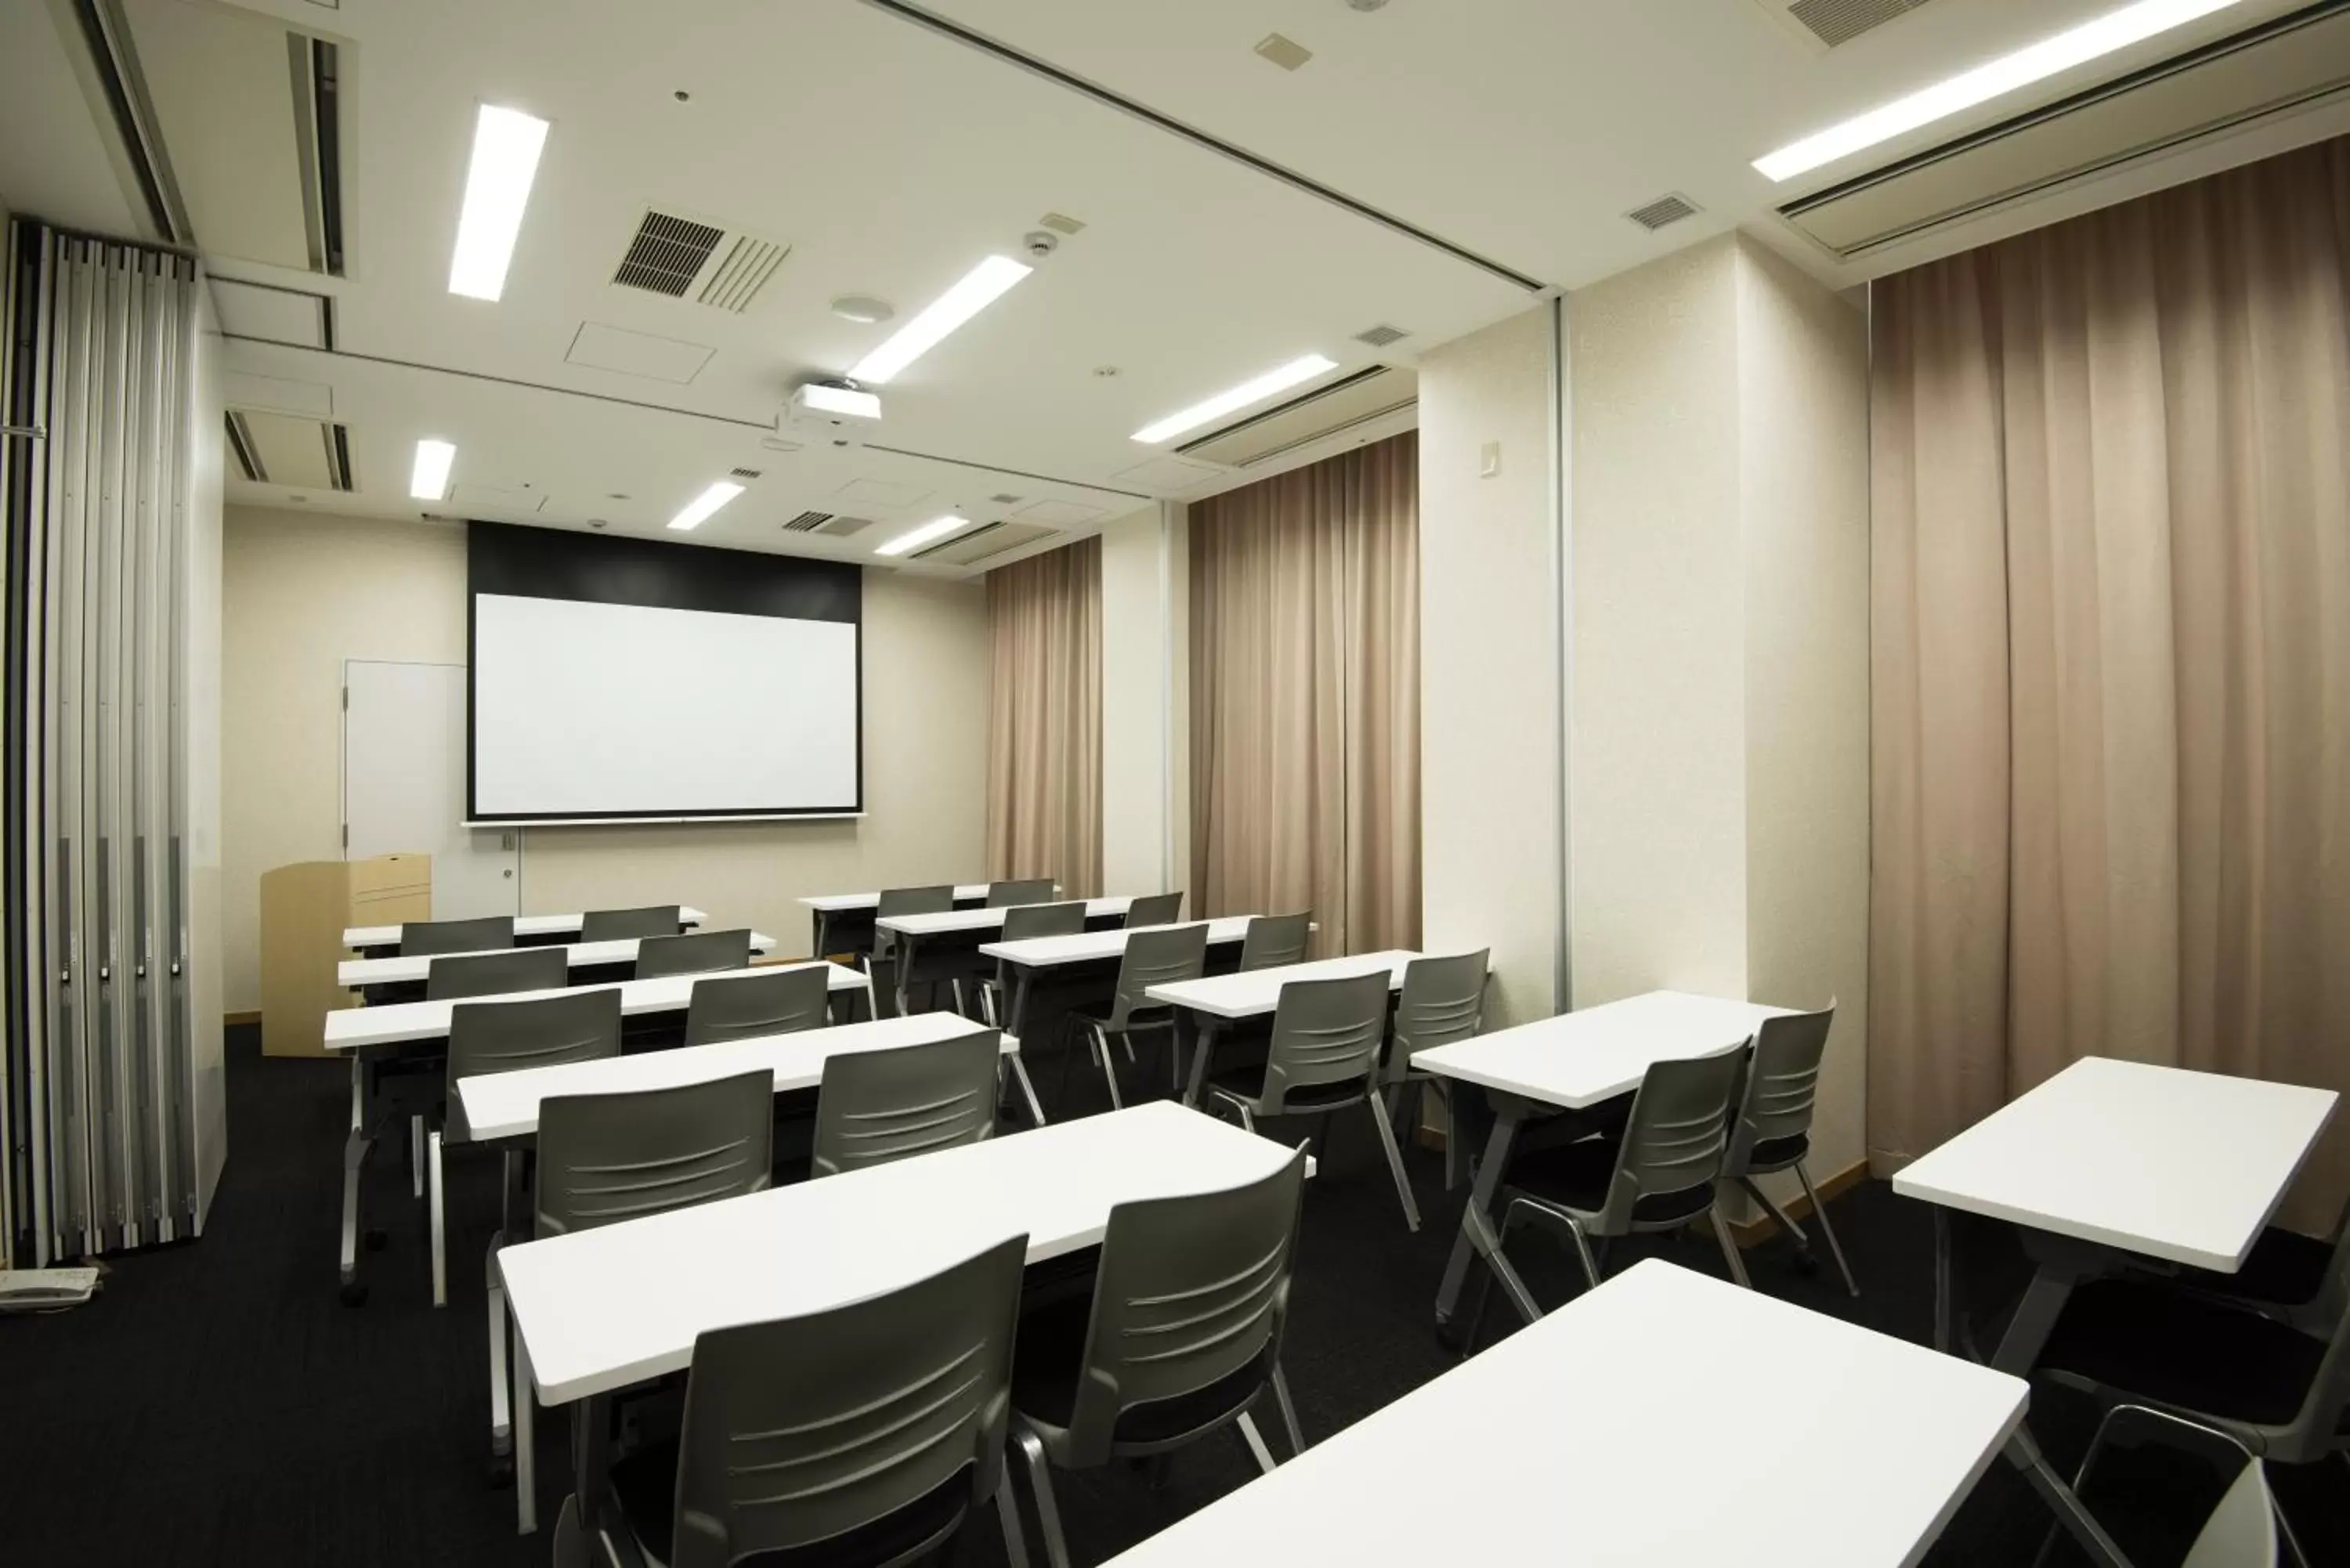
(1434, 1097), (1535, 1342)
(2006, 1428), (2135, 1568)
(1007, 1053), (1047, 1128)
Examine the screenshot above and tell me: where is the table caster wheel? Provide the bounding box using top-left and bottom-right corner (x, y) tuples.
(339, 1280), (368, 1307)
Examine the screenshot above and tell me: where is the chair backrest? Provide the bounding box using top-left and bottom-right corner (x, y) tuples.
(810, 1028), (1003, 1178)
(1104, 923), (1209, 1031)
(998, 899), (1087, 943)
(1238, 912), (1312, 972)
(1257, 971), (1393, 1115)
(1123, 891), (1184, 928)
(1724, 1003), (1833, 1176)
(445, 988), (621, 1098)
(873, 884), (956, 959)
(2182, 1455), (2280, 1568)
(1386, 949), (1488, 1083)
(1058, 1149), (1307, 1468)
(682, 965), (832, 1048)
(986, 878), (1054, 907)
(669, 1235), (1027, 1568)
(1589, 1048), (1746, 1234)
(633, 928), (753, 981)
(399, 915), (515, 957)
(534, 1070), (773, 1238)
(2275, 1252), (2350, 1461)
(426, 945), (569, 1001)
(579, 905), (684, 942)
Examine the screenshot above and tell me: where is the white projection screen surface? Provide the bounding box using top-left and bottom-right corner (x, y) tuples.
(467, 522), (863, 822)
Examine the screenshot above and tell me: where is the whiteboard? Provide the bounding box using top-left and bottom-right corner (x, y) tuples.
(469, 594), (859, 820)
(343, 660), (518, 919)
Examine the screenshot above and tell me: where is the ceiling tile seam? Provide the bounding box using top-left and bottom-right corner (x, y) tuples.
(853, 0), (1551, 294)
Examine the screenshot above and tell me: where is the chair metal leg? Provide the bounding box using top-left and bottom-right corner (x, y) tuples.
(1013, 1426), (1069, 1568)
(1711, 1201), (1751, 1288)
(1269, 1364), (1307, 1456)
(488, 1243), (512, 1458)
(1236, 1411), (1278, 1476)
(1794, 1161), (1859, 1298)
(515, 1334), (538, 1535)
(428, 1129), (448, 1307)
(993, 1470), (1032, 1568)
(1561, 1212), (1604, 1292)
(1738, 1175), (1809, 1248)
(1367, 1093), (1422, 1233)
(410, 1115), (426, 1199)
(1235, 1101), (1256, 1134)
(1007, 1052), (1047, 1127)
(1092, 1024), (1124, 1111)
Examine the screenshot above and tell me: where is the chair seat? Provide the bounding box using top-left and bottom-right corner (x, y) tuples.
(1207, 1061), (1369, 1116)
(608, 1439), (974, 1568)
(1741, 1132), (1810, 1172)
(1010, 1292), (1271, 1459)
(2037, 1279), (2327, 1430)
(1070, 1004), (1175, 1035)
(1504, 1136), (1716, 1227)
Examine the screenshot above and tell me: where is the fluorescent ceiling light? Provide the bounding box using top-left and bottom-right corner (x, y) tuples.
(448, 104), (550, 300)
(847, 256), (1032, 384)
(1130, 353), (1340, 445)
(797, 382), (883, 420)
(1752, 0), (2247, 182)
(409, 439), (455, 501)
(667, 480), (744, 533)
(873, 515), (973, 557)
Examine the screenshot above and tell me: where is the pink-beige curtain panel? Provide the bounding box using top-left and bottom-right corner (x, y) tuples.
(1869, 137), (2350, 1229)
(985, 536), (1102, 898)
(1189, 432), (1421, 956)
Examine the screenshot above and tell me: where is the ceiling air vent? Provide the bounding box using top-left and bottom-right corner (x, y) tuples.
(1177, 365), (1417, 469)
(912, 520), (1059, 566)
(613, 209), (790, 312)
(783, 510), (833, 532)
(1747, 0), (1934, 52)
(1353, 323), (1410, 349)
(783, 511), (876, 537)
(989, 493), (1023, 504)
(1777, 0), (2350, 262)
(728, 466), (763, 481)
(226, 410), (353, 490)
(1625, 193), (1701, 232)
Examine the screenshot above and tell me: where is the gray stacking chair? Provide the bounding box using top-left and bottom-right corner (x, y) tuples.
(425, 945), (567, 1000)
(682, 964), (832, 1047)
(400, 914), (515, 956)
(1122, 891), (1184, 928)
(1204, 970), (1420, 1232)
(1008, 1149), (1309, 1568)
(1379, 950), (1489, 1189)
(602, 1236), (1032, 1568)
(1720, 1003), (1856, 1297)
(428, 988), (621, 1308)
(579, 904), (684, 941)
(978, 901), (1089, 1028)
(2028, 1406), (2288, 1568)
(1238, 911), (1313, 971)
(633, 927), (753, 980)
(1489, 1046), (1751, 1312)
(811, 1027), (1005, 1178)
(489, 1070), (773, 1502)
(987, 878), (1055, 907)
(866, 884), (956, 1018)
(1063, 923), (1208, 1112)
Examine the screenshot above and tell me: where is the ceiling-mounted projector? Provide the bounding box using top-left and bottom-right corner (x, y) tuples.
(784, 381), (882, 443)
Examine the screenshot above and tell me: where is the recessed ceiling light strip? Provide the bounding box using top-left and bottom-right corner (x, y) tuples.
(874, 515), (974, 556)
(847, 255), (1032, 384)
(1131, 354), (1340, 445)
(410, 439), (456, 500)
(667, 480), (745, 532)
(449, 104), (551, 300)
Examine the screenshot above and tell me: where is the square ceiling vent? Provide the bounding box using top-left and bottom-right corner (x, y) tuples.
(1747, 0), (1934, 52)
(612, 208), (790, 313)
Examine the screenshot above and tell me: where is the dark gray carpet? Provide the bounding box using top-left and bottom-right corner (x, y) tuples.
(0, 1024), (2341, 1566)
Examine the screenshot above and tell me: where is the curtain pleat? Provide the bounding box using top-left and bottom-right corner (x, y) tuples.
(1188, 433), (1420, 955)
(984, 537), (1101, 897)
(1869, 136), (2350, 1230)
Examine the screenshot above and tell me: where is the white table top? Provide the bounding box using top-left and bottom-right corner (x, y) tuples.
(342, 908), (709, 948)
(798, 884), (1003, 912)
(1101, 1258), (2026, 1568)
(1145, 951), (1430, 1021)
(979, 916), (1256, 967)
(455, 1012), (997, 1143)
(503, 1100), (1307, 1405)
(877, 896), (1133, 937)
(1892, 1056), (2337, 1273)
(320, 961), (861, 1053)
(1413, 990), (1790, 1111)
(338, 931), (775, 988)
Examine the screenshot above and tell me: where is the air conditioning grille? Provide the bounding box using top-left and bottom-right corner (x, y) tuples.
(614, 211), (727, 297)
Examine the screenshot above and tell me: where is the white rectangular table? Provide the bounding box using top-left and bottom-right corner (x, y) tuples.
(502, 1100), (1306, 1550)
(342, 907), (707, 954)
(800, 883), (1035, 956)
(978, 916), (1257, 1043)
(1100, 1258), (2026, 1568)
(1147, 951), (1430, 1108)
(454, 1011), (1007, 1143)
(1893, 1056), (2337, 1373)
(338, 931), (775, 990)
(1413, 989), (1785, 1336)
(875, 896), (1137, 1017)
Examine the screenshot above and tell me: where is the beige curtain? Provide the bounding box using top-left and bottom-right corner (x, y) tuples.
(1870, 137), (2350, 1229)
(985, 536), (1101, 896)
(1190, 432), (1421, 955)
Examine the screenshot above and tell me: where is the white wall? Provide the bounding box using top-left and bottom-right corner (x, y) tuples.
(220, 507), (989, 1011)
(1417, 306), (1562, 1027)
(1097, 503), (1188, 896)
